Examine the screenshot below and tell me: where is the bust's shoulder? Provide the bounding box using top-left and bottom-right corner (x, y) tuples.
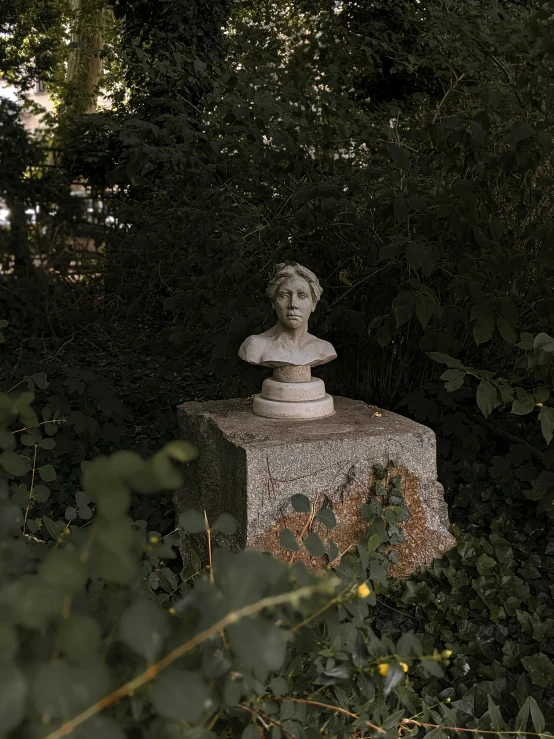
(317, 338), (336, 353)
(307, 335), (336, 357)
(238, 331), (273, 364)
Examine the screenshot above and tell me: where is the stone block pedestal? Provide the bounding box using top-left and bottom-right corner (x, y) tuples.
(173, 396), (455, 577)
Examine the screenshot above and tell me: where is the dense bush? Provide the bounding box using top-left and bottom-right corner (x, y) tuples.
(2, 336), (554, 738)
(2, 0), (554, 736)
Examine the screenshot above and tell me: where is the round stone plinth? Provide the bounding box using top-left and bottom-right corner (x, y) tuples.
(261, 377), (325, 402)
(252, 393), (335, 420)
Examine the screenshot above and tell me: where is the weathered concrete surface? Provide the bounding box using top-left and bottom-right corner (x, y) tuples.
(173, 397), (455, 577)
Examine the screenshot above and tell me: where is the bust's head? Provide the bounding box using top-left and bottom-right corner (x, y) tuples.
(266, 264), (323, 330)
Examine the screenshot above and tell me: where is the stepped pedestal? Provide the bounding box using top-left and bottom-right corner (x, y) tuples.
(252, 365), (334, 420)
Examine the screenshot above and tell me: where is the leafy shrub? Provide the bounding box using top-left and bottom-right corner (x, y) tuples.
(1, 375), (554, 737)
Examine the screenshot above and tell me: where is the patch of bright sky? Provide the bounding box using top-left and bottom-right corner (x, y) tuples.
(0, 81), (18, 102)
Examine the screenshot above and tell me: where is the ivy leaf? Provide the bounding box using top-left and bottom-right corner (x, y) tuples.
(379, 241), (404, 262)
(515, 697), (530, 731)
(421, 660), (444, 678)
(193, 57), (207, 73)
(75, 491), (90, 508)
(406, 242), (432, 273)
(473, 316), (495, 345)
(511, 395), (536, 416)
(0, 665), (27, 732)
(32, 662), (108, 718)
(427, 352), (465, 370)
(352, 631), (369, 667)
(38, 549), (87, 595)
(57, 615), (102, 665)
(487, 695), (503, 731)
(227, 618), (286, 682)
(119, 599), (170, 661)
(539, 406), (554, 444)
(415, 296), (434, 329)
(291, 494), (311, 513)
(529, 696), (546, 733)
(383, 709), (407, 730)
(211, 512), (237, 535)
(396, 632), (423, 657)
(387, 143), (411, 170)
(533, 332), (554, 353)
(152, 668), (211, 723)
(303, 532), (325, 557)
(269, 676), (288, 698)
(527, 471), (554, 501)
(442, 369), (465, 392)
(279, 528), (299, 552)
(42, 515), (65, 541)
(38, 464), (56, 482)
(315, 508), (337, 529)
(32, 484), (50, 502)
(476, 380), (497, 418)
(0, 451), (31, 476)
(497, 316), (518, 344)
(521, 653), (554, 686)
(179, 509), (207, 533)
(367, 533), (381, 552)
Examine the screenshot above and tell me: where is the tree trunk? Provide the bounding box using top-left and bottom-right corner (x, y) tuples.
(65, 0), (107, 114)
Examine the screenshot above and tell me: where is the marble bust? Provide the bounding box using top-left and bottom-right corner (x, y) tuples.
(239, 263), (337, 419)
(238, 263), (337, 368)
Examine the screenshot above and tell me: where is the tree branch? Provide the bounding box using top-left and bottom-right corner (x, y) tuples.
(44, 581), (338, 739)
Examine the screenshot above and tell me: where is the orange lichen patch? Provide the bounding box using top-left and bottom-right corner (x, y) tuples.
(251, 466), (452, 577)
(250, 486), (369, 568)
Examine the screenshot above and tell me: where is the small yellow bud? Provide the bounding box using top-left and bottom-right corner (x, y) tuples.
(169, 607), (176, 615)
(536, 403), (544, 408)
(445, 697), (451, 703)
(149, 535), (160, 544)
(400, 662), (409, 673)
(442, 649), (452, 658)
(357, 583), (371, 599)
(378, 663), (389, 676)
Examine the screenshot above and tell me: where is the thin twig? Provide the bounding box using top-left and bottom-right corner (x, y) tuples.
(402, 718), (552, 738)
(290, 585), (350, 632)
(239, 703), (295, 739)
(23, 444), (38, 537)
(262, 696), (358, 720)
(432, 72), (466, 124)
(204, 510), (214, 584)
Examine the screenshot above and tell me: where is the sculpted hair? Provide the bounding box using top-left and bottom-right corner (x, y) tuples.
(266, 263), (323, 304)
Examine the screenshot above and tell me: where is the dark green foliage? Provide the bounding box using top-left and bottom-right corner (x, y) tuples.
(3, 357), (553, 735)
(1, 0), (554, 735)
(0, 0), (69, 89)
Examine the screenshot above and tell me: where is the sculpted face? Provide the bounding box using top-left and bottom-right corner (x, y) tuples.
(274, 275), (314, 330)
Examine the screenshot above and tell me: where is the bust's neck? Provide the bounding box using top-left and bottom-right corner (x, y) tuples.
(271, 321), (309, 345)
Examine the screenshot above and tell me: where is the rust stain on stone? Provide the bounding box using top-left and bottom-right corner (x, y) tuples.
(250, 467), (453, 578)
